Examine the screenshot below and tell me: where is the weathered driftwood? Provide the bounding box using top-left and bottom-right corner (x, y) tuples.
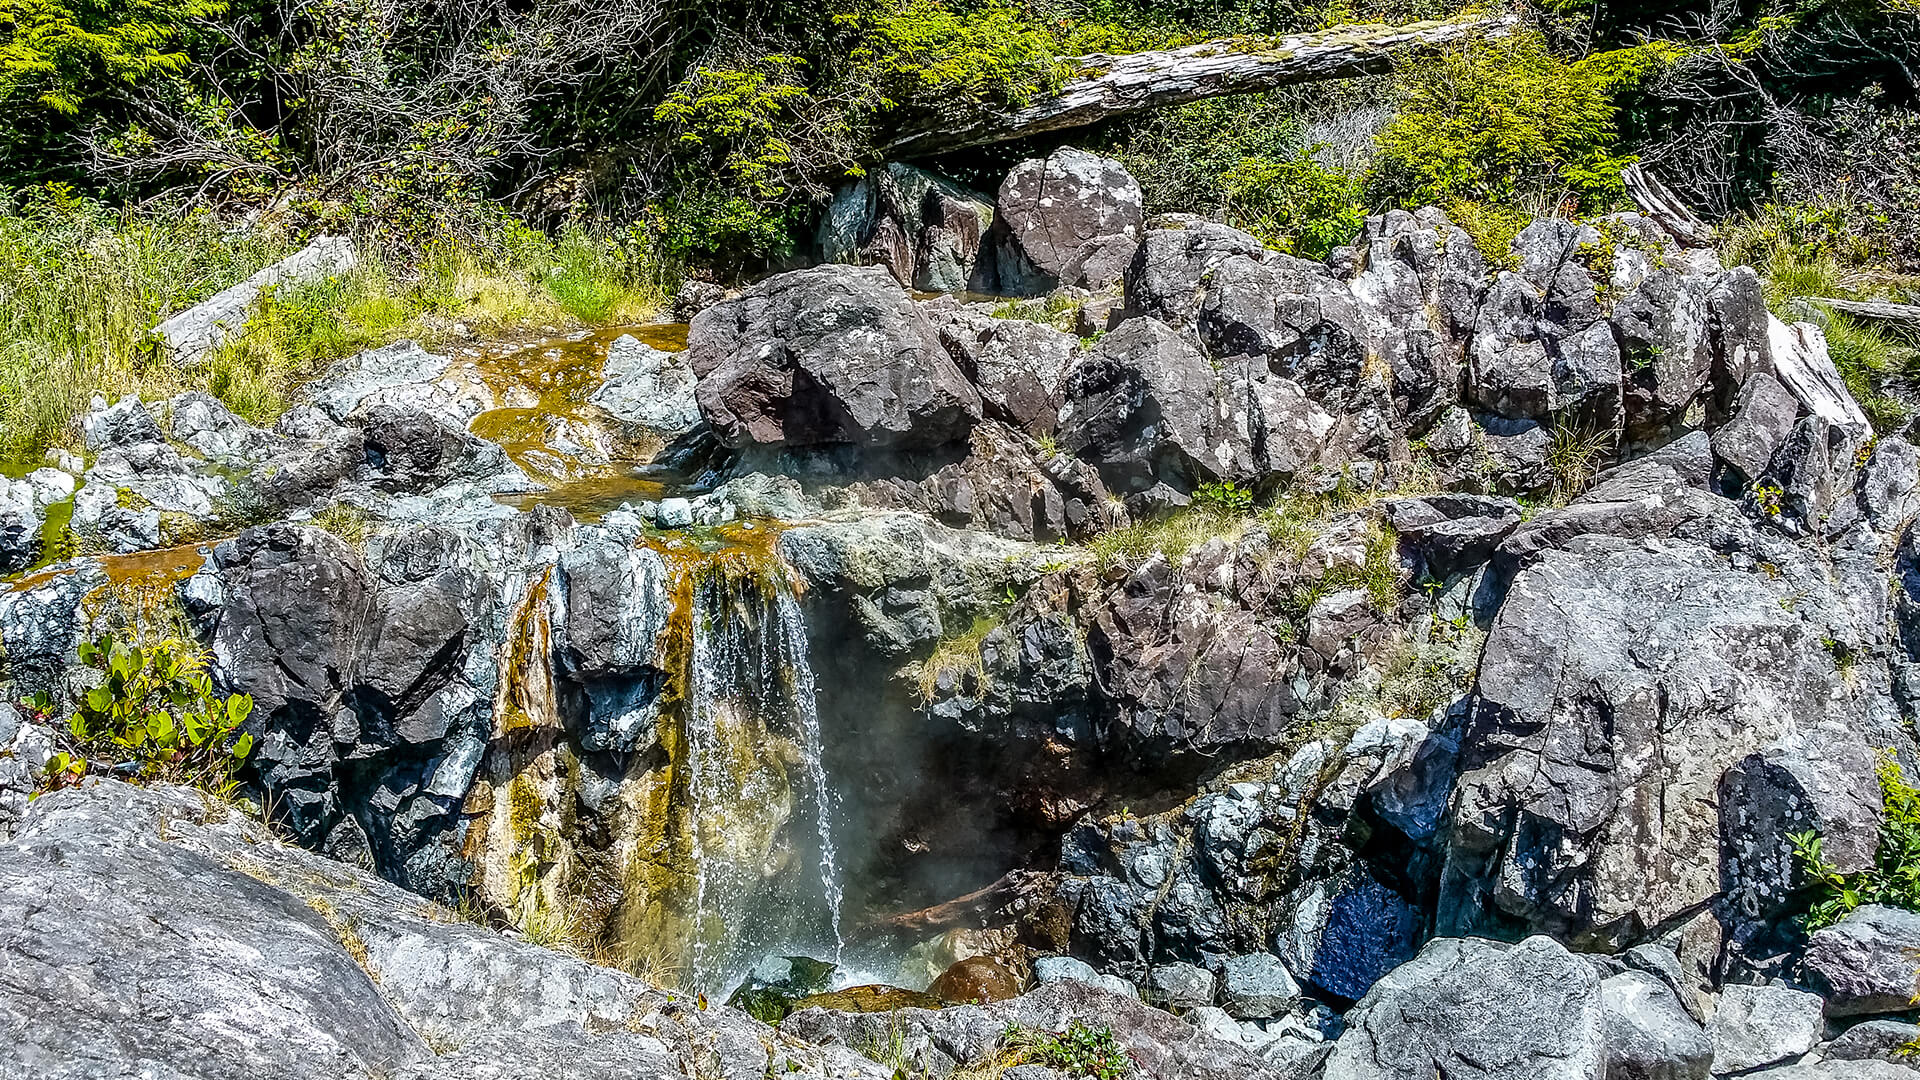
(882, 16), (1515, 158)
(873, 869), (1046, 934)
(1621, 163), (1710, 248)
(152, 235), (357, 364)
(1803, 297), (1920, 335)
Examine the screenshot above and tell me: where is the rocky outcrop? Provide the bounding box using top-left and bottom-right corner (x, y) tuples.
(0, 780), (885, 1080)
(689, 264), (982, 449)
(987, 148), (1145, 295)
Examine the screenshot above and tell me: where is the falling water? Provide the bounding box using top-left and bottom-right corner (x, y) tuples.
(776, 586), (846, 963)
(676, 562), (846, 992)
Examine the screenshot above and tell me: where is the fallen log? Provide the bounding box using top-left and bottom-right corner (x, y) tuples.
(1621, 163), (1711, 248)
(1801, 297), (1920, 335)
(873, 869), (1047, 935)
(882, 15), (1515, 158)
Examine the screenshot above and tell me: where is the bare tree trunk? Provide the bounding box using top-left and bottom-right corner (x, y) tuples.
(1803, 297), (1920, 335)
(1621, 163), (1712, 248)
(882, 15), (1515, 159)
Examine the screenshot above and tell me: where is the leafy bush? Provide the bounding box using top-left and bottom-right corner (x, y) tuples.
(1017, 1022), (1133, 1080)
(1793, 753), (1920, 931)
(1372, 33), (1663, 214)
(844, 0), (1065, 111)
(1192, 480), (1255, 516)
(28, 635), (255, 797)
(0, 0), (223, 114)
(1219, 151), (1366, 258)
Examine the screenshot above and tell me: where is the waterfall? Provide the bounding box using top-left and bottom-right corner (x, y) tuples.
(675, 557), (845, 992)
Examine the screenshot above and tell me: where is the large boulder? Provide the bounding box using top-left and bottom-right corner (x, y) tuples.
(1124, 220), (1270, 328)
(924, 302), (1080, 436)
(817, 162), (996, 293)
(1443, 534), (1844, 947)
(1707, 983), (1824, 1074)
(1056, 317), (1249, 501)
(1600, 970), (1713, 1080)
(1322, 935), (1605, 1080)
(989, 148), (1144, 295)
(689, 264), (982, 449)
(0, 780), (881, 1080)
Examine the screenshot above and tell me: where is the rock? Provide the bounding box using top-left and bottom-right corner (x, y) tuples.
(591, 333), (702, 438)
(1197, 253), (1372, 412)
(1383, 494), (1523, 579)
(1061, 233), (1139, 289)
(152, 236), (357, 364)
(1711, 370), (1801, 484)
(1823, 1019), (1920, 1064)
(1, 779), (879, 1080)
(688, 264), (981, 449)
(1278, 866), (1424, 1002)
(1719, 725), (1883, 939)
(1615, 267), (1715, 430)
(784, 980), (1288, 1080)
(818, 162), (995, 293)
(1217, 953), (1301, 1020)
(1147, 961), (1217, 1010)
(925, 302), (1080, 436)
(1056, 317), (1247, 499)
(1444, 535), (1844, 947)
(1322, 935), (1605, 1080)
(1805, 905), (1920, 1017)
(1735, 1063), (1919, 1079)
(930, 956), (1024, 1004)
(80, 393), (165, 449)
(1031, 956), (1139, 999)
(309, 341), (473, 427)
(1601, 970), (1713, 1080)
(359, 405), (534, 496)
(990, 149), (1144, 295)
(1707, 983), (1824, 1074)
(1125, 221), (1270, 328)
(657, 496), (694, 529)
(1860, 437), (1920, 530)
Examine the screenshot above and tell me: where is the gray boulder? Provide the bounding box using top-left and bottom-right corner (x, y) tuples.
(1217, 953), (1301, 1020)
(1711, 370), (1800, 484)
(1601, 970), (1713, 1080)
(1708, 983), (1824, 1074)
(925, 302), (1080, 436)
(1383, 494), (1523, 579)
(990, 148), (1144, 295)
(591, 333), (702, 438)
(1124, 220), (1270, 327)
(688, 264), (981, 449)
(1822, 1019), (1920, 1065)
(1056, 317), (1248, 499)
(1147, 961), (1216, 1010)
(1805, 905), (1920, 1017)
(818, 162), (995, 293)
(1322, 935), (1605, 1080)
(1444, 535), (1842, 947)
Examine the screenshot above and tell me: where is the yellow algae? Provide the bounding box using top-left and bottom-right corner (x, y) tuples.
(495, 569), (558, 736)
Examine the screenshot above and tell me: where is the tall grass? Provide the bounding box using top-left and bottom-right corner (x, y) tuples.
(0, 190), (676, 461)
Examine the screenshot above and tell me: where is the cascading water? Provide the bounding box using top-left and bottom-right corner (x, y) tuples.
(469, 525), (847, 996)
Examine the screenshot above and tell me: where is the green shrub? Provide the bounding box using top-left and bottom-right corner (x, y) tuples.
(1372, 33), (1667, 214)
(28, 635), (255, 798)
(843, 0), (1065, 110)
(1219, 152), (1366, 258)
(1192, 480), (1255, 516)
(1015, 1022), (1132, 1080)
(1793, 753), (1920, 931)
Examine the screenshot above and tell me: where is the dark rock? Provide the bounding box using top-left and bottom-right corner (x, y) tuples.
(1277, 866), (1424, 1002)
(925, 303), (1079, 436)
(1823, 1019), (1920, 1064)
(1146, 961), (1216, 1009)
(1711, 370), (1800, 484)
(1061, 233), (1139, 290)
(1198, 254), (1372, 412)
(1217, 953), (1301, 1020)
(930, 956), (1025, 1004)
(819, 163), (995, 294)
(689, 264), (982, 449)
(1124, 221), (1270, 328)
(990, 149), (1144, 295)
(1383, 494), (1523, 579)
(80, 394), (165, 450)
(1057, 318), (1246, 499)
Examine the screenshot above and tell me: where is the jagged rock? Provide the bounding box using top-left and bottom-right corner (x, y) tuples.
(360, 405), (535, 497)
(0, 478), (41, 573)
(1061, 233), (1139, 289)
(1322, 935), (1605, 1080)
(1, 780), (880, 1080)
(1741, 1064), (1919, 1079)
(1445, 534), (1844, 947)
(1277, 865), (1424, 1002)
(1125, 221), (1271, 327)
(1805, 905), (1920, 1017)
(1217, 953), (1301, 1020)
(924, 302), (1080, 436)
(309, 341), (483, 428)
(1860, 437), (1920, 530)
(989, 149), (1144, 295)
(689, 264), (982, 449)
(1383, 494), (1522, 579)
(868, 421), (1112, 542)
(1755, 413), (1867, 536)
(818, 162), (996, 293)
(1707, 983), (1824, 1075)
(1600, 970), (1713, 1080)
(1711, 371), (1800, 484)
(1615, 267), (1715, 430)
(591, 333), (702, 438)
(1057, 317), (1248, 501)
(1032, 955), (1139, 999)
(80, 393), (166, 450)
(1197, 254), (1373, 413)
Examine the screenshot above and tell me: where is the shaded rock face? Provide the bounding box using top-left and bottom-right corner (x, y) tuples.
(689, 264), (982, 449)
(818, 162), (996, 293)
(0, 780), (886, 1080)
